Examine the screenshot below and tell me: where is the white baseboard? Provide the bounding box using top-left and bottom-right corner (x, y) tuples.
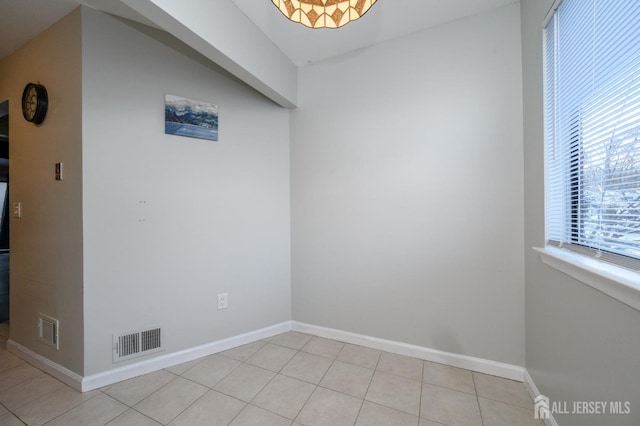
(7, 340), (84, 391)
(9, 320), (539, 399)
(80, 321), (292, 392)
(9, 321), (291, 392)
(291, 321), (526, 382)
(523, 369), (559, 426)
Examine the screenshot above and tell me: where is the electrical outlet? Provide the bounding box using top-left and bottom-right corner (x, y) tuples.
(217, 293), (228, 310)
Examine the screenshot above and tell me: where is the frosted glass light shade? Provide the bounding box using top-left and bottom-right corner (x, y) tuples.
(272, 0), (377, 28)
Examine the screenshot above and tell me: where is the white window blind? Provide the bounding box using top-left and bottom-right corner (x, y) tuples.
(544, 0), (640, 270)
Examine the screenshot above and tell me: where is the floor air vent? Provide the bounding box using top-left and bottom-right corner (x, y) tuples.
(38, 313), (59, 350)
(113, 327), (163, 363)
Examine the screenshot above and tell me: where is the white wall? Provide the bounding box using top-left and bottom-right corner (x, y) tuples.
(521, 1), (640, 425)
(291, 3), (525, 365)
(121, 0), (298, 108)
(0, 10), (84, 374)
(81, 8), (291, 375)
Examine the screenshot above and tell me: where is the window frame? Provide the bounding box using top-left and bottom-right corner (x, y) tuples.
(543, 0), (640, 268)
(538, 0), (640, 310)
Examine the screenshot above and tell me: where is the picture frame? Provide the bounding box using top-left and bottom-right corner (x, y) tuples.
(165, 94), (219, 141)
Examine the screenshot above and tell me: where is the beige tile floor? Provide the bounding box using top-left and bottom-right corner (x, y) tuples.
(0, 331), (544, 426)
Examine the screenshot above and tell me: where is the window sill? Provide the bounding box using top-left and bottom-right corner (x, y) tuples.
(534, 246), (640, 312)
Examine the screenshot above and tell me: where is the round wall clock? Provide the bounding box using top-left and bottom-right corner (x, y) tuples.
(21, 83), (48, 125)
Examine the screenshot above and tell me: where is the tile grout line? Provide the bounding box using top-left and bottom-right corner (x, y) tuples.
(40, 391), (116, 426)
(304, 342), (433, 422)
(245, 350), (295, 423)
(185, 348), (260, 425)
(167, 345), (278, 424)
(418, 360), (425, 422)
(291, 337), (342, 425)
(288, 362), (319, 424)
(0, 360), (30, 378)
(112, 371), (181, 411)
(239, 338), (303, 424)
(123, 408), (163, 426)
(352, 344), (383, 425)
(326, 342), (365, 426)
(159, 380), (212, 425)
(472, 371), (539, 412)
(212, 334), (297, 423)
(7, 372), (99, 425)
(421, 371), (478, 396)
(251, 334), (314, 425)
(116, 367), (210, 425)
(472, 371), (486, 426)
(0, 366), (45, 402)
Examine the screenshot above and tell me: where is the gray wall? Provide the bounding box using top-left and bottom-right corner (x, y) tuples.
(0, 10), (84, 374)
(80, 8), (292, 375)
(291, 3), (526, 366)
(521, 1), (640, 425)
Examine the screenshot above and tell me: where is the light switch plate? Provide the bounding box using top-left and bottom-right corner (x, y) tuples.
(217, 293), (228, 310)
(55, 163), (63, 180)
(13, 202), (21, 218)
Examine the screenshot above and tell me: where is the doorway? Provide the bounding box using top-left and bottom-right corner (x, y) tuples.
(0, 100), (9, 339)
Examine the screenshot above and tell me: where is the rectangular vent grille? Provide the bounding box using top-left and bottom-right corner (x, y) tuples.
(38, 313), (59, 350)
(113, 327), (163, 363)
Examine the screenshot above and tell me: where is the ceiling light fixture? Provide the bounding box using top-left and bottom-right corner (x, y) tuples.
(272, 0), (377, 29)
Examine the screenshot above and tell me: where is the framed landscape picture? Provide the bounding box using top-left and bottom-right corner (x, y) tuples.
(165, 94), (219, 141)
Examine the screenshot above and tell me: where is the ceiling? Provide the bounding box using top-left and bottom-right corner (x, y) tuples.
(1, 0), (518, 66)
